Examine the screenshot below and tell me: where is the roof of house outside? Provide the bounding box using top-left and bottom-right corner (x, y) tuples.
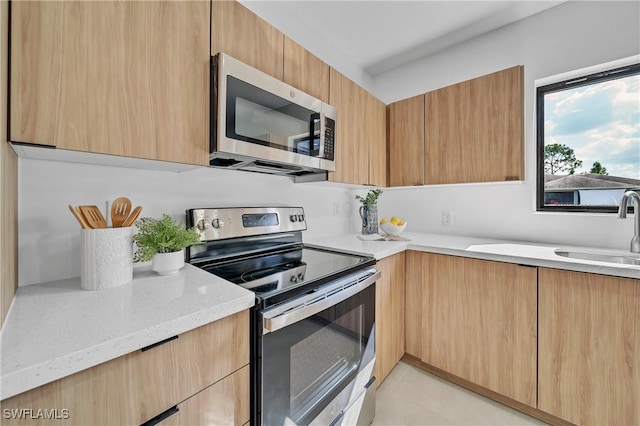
(544, 174), (640, 190)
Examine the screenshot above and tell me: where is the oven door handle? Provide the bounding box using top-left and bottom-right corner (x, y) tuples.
(262, 269), (380, 334)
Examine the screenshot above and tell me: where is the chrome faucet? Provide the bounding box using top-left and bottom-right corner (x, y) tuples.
(618, 190), (640, 253)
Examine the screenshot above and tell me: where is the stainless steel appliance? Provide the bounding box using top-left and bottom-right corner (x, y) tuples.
(210, 53), (337, 182)
(186, 207), (378, 426)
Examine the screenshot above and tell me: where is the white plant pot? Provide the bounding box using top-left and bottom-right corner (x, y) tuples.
(151, 250), (185, 276)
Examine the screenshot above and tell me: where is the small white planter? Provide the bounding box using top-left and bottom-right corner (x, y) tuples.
(151, 250), (185, 276)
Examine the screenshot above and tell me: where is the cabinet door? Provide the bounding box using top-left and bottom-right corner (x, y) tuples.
(366, 93), (387, 187)
(10, 1), (209, 165)
(375, 253), (405, 386)
(388, 95), (425, 186)
(421, 253), (537, 406)
(163, 365), (250, 426)
(538, 269), (640, 425)
(0, 311), (249, 425)
(404, 250), (423, 358)
(1, 0), (16, 330)
(425, 66), (524, 184)
(283, 36), (329, 104)
(328, 68), (368, 185)
(211, 0), (284, 80)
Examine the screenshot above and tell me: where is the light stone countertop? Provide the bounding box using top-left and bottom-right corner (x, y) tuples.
(3, 232), (638, 400)
(0, 264), (255, 400)
(306, 232), (640, 280)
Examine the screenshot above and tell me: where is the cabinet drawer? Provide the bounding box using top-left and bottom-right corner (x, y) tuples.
(160, 365), (250, 426)
(1, 310), (249, 425)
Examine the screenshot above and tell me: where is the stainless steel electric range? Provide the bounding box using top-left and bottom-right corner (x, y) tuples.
(186, 207), (379, 426)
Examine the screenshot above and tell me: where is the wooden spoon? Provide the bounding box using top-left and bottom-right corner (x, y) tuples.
(110, 197), (132, 227)
(79, 205), (107, 229)
(68, 205), (90, 229)
(121, 206), (143, 228)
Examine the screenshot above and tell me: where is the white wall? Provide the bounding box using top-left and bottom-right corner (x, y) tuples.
(18, 159), (356, 286)
(372, 1), (640, 251)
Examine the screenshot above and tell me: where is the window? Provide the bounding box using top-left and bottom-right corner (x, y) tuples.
(536, 62), (640, 212)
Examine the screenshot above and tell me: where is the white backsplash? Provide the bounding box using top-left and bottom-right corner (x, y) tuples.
(19, 158), (357, 286)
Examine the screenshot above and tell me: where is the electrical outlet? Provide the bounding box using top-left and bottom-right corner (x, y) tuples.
(442, 211), (453, 226)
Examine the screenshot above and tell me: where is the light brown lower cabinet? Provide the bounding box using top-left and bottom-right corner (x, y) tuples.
(0, 310), (249, 425)
(404, 251), (424, 359)
(163, 365), (250, 426)
(538, 268), (640, 426)
(409, 252), (537, 406)
(375, 252), (405, 386)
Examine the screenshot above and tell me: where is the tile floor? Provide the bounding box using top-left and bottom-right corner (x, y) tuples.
(372, 361), (548, 426)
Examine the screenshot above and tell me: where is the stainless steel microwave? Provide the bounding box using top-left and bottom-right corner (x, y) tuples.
(210, 53), (337, 181)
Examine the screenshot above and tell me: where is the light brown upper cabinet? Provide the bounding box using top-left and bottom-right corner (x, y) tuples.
(328, 68), (387, 186)
(389, 95), (425, 186)
(388, 66), (524, 186)
(425, 66), (524, 184)
(366, 92), (388, 187)
(283, 36), (329, 104)
(211, 0), (284, 80)
(538, 269), (639, 426)
(328, 68), (368, 185)
(10, 1), (209, 165)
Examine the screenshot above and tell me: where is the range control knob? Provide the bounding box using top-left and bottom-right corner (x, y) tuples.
(290, 215), (298, 222)
(196, 219), (207, 231)
(211, 218), (224, 229)
(290, 275), (299, 283)
(298, 214), (305, 222)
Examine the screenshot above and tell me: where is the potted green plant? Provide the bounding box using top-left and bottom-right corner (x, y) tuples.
(133, 214), (201, 275)
(355, 189), (383, 235)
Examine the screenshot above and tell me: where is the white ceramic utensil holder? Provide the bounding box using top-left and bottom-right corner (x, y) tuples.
(81, 227), (133, 291)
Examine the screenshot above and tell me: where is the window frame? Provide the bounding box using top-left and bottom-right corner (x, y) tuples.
(536, 62), (640, 213)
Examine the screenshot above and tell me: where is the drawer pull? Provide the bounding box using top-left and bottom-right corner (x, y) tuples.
(141, 335), (178, 352)
(141, 406), (179, 426)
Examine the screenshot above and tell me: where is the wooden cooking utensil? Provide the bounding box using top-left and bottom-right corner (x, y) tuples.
(110, 197), (132, 227)
(79, 205), (107, 229)
(121, 206), (143, 228)
(69, 204), (90, 229)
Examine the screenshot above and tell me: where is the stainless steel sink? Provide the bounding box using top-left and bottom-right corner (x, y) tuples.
(554, 250), (640, 266)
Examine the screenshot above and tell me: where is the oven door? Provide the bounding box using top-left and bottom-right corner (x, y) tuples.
(260, 268), (379, 426)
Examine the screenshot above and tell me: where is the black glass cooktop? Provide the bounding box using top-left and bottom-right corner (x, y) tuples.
(201, 246), (373, 302)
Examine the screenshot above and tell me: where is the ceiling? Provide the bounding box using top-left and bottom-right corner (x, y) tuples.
(240, 1), (566, 77)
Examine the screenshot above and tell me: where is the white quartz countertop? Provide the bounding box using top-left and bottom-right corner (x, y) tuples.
(0, 264), (254, 400)
(307, 232), (640, 280)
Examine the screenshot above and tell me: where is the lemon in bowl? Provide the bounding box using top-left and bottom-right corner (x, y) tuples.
(379, 216), (407, 236)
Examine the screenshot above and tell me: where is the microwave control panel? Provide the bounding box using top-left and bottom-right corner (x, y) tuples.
(324, 117), (335, 161)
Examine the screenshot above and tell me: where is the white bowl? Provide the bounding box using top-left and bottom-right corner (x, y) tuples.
(380, 221), (407, 236)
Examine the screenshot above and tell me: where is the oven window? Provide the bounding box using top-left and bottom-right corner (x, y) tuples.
(289, 308), (362, 417)
(261, 285), (375, 426)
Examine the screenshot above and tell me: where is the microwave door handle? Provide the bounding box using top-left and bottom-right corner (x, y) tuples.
(309, 112), (320, 157)
(318, 111), (325, 158)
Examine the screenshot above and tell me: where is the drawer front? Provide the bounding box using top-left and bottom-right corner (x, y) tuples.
(161, 365), (250, 426)
(1, 310), (249, 425)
